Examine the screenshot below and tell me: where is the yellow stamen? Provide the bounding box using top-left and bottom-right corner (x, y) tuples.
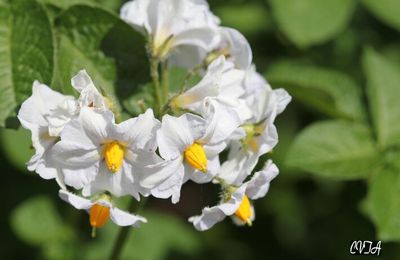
(234, 195), (253, 226)
(103, 141), (125, 173)
(90, 203), (110, 237)
(184, 142), (207, 173)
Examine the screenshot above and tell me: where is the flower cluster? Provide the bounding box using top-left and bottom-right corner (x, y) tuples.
(18, 0), (291, 235)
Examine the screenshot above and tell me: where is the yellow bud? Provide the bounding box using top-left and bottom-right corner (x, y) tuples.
(90, 203), (110, 238)
(234, 195), (253, 226)
(184, 142), (207, 173)
(103, 141), (125, 173)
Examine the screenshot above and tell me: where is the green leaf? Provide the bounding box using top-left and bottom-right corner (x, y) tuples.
(269, 0), (357, 48)
(53, 5), (149, 107)
(363, 0), (400, 31)
(123, 82), (154, 116)
(286, 120), (378, 179)
(84, 211), (200, 260)
(168, 66), (201, 94)
(363, 158), (400, 241)
(10, 196), (66, 246)
(215, 3), (272, 35)
(39, 0), (122, 11)
(266, 62), (366, 121)
(363, 48), (400, 148)
(0, 127), (33, 172)
(0, 0), (54, 127)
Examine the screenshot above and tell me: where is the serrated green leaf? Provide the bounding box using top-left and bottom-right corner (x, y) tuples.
(266, 62), (366, 121)
(286, 120), (378, 179)
(363, 0), (400, 31)
(53, 5), (149, 107)
(269, 0), (356, 48)
(10, 196), (65, 246)
(363, 48), (400, 148)
(363, 159), (400, 241)
(0, 0), (54, 127)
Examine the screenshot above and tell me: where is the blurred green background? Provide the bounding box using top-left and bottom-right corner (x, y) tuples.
(2, 0), (400, 259)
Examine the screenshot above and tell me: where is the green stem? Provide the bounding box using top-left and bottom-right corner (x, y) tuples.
(108, 199), (136, 260)
(150, 57), (163, 117)
(108, 197), (149, 260)
(161, 61), (169, 103)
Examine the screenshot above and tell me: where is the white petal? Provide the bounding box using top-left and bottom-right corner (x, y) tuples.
(203, 141), (226, 158)
(220, 27), (252, 69)
(26, 125), (56, 171)
(168, 45), (207, 69)
(218, 184), (247, 215)
(115, 109), (160, 151)
(157, 114), (204, 160)
(110, 208), (147, 227)
(188, 207), (226, 231)
(183, 155), (219, 184)
(34, 161), (58, 180)
(120, 0), (150, 34)
(52, 141), (100, 167)
(174, 56), (224, 111)
(258, 122), (278, 156)
(141, 157), (185, 204)
(71, 70), (93, 92)
(245, 160), (279, 200)
(188, 184), (246, 231)
(62, 165), (98, 190)
(140, 156), (183, 189)
(200, 99), (242, 144)
(274, 88), (292, 116)
(46, 98), (78, 137)
(217, 142), (259, 185)
(82, 162), (136, 199)
(152, 170), (184, 204)
(173, 27), (217, 51)
(34, 151), (60, 180)
(72, 70), (107, 110)
(60, 118), (94, 146)
(58, 190), (93, 210)
(18, 81), (67, 127)
(79, 107), (113, 145)
(243, 65), (269, 96)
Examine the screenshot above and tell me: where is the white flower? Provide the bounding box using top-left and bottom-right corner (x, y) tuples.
(53, 108), (160, 200)
(71, 70), (108, 111)
(141, 113), (230, 203)
(59, 190), (147, 230)
(172, 56), (251, 122)
(18, 81), (77, 182)
(242, 65), (269, 97)
(216, 70), (291, 184)
(120, 0), (219, 59)
(189, 160), (279, 231)
(18, 71), (116, 186)
(208, 27), (252, 70)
